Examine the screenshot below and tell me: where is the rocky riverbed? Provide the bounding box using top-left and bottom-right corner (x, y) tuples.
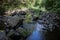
(0, 8), (60, 40)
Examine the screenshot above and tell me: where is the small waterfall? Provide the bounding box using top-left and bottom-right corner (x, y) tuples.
(26, 23), (45, 40)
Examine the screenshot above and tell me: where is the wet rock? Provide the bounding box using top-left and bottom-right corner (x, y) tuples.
(23, 23), (36, 32)
(7, 15), (21, 27)
(33, 16), (39, 21)
(7, 27), (29, 40)
(38, 12), (58, 31)
(0, 30), (8, 40)
(0, 16), (5, 30)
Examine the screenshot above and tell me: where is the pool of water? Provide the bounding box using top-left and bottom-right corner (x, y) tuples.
(26, 23), (45, 40)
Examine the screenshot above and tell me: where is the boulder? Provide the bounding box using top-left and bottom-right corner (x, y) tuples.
(0, 30), (8, 40)
(7, 15), (21, 27)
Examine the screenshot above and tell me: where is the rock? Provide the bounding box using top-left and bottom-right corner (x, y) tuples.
(6, 27), (29, 40)
(38, 20), (44, 24)
(0, 16), (5, 30)
(16, 27), (29, 37)
(5, 8), (28, 16)
(6, 15), (24, 27)
(33, 16), (39, 21)
(38, 12), (58, 31)
(23, 23), (36, 32)
(0, 30), (8, 40)
(7, 29), (15, 37)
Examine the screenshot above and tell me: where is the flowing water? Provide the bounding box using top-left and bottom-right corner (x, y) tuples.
(26, 23), (45, 40)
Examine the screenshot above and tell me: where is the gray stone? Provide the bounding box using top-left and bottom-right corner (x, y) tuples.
(0, 30), (8, 40)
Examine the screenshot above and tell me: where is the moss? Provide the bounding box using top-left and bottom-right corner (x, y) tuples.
(21, 30), (29, 37)
(24, 12), (32, 23)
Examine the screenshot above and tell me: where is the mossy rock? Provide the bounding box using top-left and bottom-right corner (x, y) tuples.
(16, 27), (30, 37)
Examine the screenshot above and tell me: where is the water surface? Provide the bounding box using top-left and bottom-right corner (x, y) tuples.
(26, 23), (45, 40)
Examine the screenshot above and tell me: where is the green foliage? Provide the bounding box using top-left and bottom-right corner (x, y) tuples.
(0, 0), (43, 10)
(21, 29), (29, 37)
(1, 0), (60, 12)
(43, 0), (60, 13)
(25, 12), (32, 23)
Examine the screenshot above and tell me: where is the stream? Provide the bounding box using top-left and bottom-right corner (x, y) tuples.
(26, 23), (45, 40)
